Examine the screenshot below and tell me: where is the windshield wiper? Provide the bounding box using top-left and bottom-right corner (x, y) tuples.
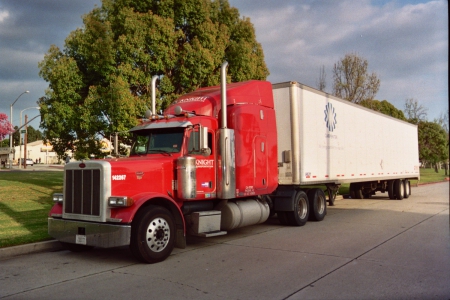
(148, 149), (173, 156)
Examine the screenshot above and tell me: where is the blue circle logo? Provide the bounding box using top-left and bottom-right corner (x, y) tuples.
(324, 103), (337, 132)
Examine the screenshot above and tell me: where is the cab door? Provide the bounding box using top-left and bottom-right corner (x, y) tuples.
(187, 129), (216, 199)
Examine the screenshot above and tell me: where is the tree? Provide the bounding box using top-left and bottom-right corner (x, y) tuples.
(38, 0), (269, 159)
(0, 113), (13, 141)
(360, 99), (407, 121)
(434, 110), (449, 134)
(26, 126), (43, 143)
(434, 109), (449, 175)
(418, 121), (449, 172)
(11, 125), (42, 148)
(404, 98), (428, 124)
(316, 65), (326, 92)
(332, 53), (380, 104)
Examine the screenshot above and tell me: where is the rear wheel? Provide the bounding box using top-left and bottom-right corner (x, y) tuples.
(387, 180), (396, 199)
(349, 183), (356, 199)
(403, 179), (410, 199)
(286, 191), (309, 226)
(354, 184), (364, 199)
(307, 189), (327, 221)
(394, 179), (404, 200)
(130, 206), (175, 263)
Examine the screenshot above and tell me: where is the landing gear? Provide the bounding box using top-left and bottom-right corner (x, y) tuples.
(325, 184), (340, 206)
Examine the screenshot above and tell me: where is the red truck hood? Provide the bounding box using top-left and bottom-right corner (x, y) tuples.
(106, 155), (176, 198)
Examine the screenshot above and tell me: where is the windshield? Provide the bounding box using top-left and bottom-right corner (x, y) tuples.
(130, 128), (185, 155)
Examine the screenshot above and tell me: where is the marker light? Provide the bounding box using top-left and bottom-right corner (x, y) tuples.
(108, 196), (134, 207)
(53, 193), (64, 203)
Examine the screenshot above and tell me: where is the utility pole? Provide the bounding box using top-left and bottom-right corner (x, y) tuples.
(24, 115), (28, 169)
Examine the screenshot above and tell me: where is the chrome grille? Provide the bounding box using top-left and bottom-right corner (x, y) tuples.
(64, 169), (101, 216)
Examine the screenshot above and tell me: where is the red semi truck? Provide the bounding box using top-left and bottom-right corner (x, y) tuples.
(48, 62), (420, 263)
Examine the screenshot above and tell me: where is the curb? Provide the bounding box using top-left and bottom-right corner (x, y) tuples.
(0, 240), (62, 261)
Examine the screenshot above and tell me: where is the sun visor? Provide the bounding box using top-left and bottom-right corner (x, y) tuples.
(129, 120), (193, 132)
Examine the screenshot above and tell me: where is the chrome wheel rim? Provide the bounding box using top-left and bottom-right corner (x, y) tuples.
(146, 217), (170, 252)
(298, 198), (308, 219)
(317, 194), (325, 214)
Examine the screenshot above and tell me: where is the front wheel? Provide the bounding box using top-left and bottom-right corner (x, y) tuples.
(130, 206), (175, 263)
(287, 191), (309, 226)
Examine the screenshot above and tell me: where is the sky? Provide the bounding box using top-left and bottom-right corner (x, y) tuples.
(0, 0), (448, 131)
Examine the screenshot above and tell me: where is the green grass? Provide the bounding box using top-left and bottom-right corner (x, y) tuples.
(0, 168), (448, 248)
(0, 171), (63, 248)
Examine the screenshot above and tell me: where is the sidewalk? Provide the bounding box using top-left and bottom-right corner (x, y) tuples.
(0, 240), (62, 261)
(0, 164), (64, 171)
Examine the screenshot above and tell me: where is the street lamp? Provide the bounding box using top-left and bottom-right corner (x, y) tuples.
(19, 106), (40, 169)
(9, 91), (30, 168)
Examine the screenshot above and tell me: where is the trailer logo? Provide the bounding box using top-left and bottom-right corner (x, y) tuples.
(324, 103), (337, 132)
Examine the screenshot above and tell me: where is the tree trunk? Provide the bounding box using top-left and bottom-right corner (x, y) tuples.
(434, 162), (439, 173)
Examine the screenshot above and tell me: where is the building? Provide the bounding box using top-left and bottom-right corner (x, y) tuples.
(6, 140), (59, 165)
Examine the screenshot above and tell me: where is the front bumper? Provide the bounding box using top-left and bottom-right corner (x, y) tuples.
(48, 218), (131, 248)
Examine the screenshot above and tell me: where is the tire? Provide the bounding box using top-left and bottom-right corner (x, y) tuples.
(363, 192), (372, 199)
(394, 179), (404, 200)
(61, 242), (94, 252)
(349, 183), (356, 199)
(277, 212), (289, 225)
(307, 189), (327, 221)
(387, 180), (396, 199)
(354, 184), (364, 199)
(286, 191), (309, 226)
(403, 179), (410, 199)
(130, 206), (175, 264)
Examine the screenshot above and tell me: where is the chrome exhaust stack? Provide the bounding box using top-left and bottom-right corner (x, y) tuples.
(217, 61), (236, 199)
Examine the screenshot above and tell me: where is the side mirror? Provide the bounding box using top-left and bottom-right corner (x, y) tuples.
(200, 126), (208, 150)
(200, 126), (211, 156)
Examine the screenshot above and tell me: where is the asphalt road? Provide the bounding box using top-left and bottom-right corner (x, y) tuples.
(0, 182), (448, 300)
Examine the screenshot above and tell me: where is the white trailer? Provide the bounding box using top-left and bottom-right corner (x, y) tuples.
(272, 81), (420, 204)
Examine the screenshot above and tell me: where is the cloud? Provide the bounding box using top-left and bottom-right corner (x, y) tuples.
(230, 0), (448, 119)
(0, 0), (447, 133)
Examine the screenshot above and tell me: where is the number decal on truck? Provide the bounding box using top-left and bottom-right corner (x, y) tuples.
(112, 175), (126, 181)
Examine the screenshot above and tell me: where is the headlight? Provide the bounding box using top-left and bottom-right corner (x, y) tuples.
(108, 196), (133, 207)
(53, 193), (64, 203)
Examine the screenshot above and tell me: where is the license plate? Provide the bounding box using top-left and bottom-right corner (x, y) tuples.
(75, 234), (87, 245)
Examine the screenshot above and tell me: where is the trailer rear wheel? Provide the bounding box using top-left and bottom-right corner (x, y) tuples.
(394, 179), (404, 200)
(307, 189), (327, 221)
(349, 183), (356, 199)
(353, 184), (364, 199)
(403, 180), (410, 199)
(130, 205), (175, 263)
(388, 180), (396, 199)
(286, 191), (309, 226)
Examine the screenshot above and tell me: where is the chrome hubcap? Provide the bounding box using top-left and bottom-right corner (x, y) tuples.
(146, 217), (170, 252)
